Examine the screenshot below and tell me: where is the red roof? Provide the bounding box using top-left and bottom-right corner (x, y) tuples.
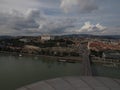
(89, 41), (120, 51)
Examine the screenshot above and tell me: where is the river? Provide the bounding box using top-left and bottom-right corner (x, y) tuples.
(0, 53), (120, 90)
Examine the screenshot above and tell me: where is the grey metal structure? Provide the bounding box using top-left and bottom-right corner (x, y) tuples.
(17, 76), (120, 90)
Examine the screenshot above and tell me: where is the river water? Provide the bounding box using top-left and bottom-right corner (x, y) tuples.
(0, 53), (120, 90)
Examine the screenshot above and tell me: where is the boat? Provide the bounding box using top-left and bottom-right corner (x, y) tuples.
(19, 54), (22, 57)
(58, 59), (76, 63)
(103, 63), (118, 68)
(58, 59), (67, 62)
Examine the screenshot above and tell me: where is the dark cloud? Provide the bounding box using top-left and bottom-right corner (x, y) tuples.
(0, 9), (76, 35)
(26, 9), (41, 20)
(0, 9), (40, 31)
(12, 19), (39, 30)
(38, 18), (76, 34)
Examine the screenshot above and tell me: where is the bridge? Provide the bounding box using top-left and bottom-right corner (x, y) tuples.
(78, 43), (92, 76)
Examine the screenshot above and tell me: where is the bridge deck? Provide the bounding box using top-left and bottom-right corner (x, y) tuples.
(81, 44), (92, 76)
(17, 76), (120, 90)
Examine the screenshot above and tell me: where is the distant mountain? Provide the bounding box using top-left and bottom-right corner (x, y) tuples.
(0, 34), (120, 40)
(0, 36), (13, 39)
(61, 34), (120, 39)
(99, 35), (120, 39)
(61, 34), (92, 38)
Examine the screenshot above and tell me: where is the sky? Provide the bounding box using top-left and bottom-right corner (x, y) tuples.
(0, 0), (120, 36)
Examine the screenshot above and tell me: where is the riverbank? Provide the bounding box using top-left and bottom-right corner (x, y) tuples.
(0, 51), (82, 63)
(1, 51), (120, 65)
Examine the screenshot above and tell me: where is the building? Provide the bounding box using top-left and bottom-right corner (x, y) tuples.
(88, 41), (120, 51)
(19, 38), (29, 42)
(102, 50), (120, 60)
(41, 35), (54, 41)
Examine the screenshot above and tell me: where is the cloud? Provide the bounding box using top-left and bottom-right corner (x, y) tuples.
(9, 9), (41, 30)
(38, 17), (76, 34)
(0, 9), (41, 35)
(60, 0), (98, 13)
(75, 21), (106, 34)
(0, 0), (60, 13)
(0, 0), (119, 35)
(0, 0), (37, 12)
(0, 9), (76, 35)
(0, 8), (119, 36)
(0, 9), (119, 35)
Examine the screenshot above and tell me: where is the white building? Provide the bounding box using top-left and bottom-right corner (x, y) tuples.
(102, 50), (120, 60)
(19, 38), (29, 42)
(41, 35), (54, 41)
